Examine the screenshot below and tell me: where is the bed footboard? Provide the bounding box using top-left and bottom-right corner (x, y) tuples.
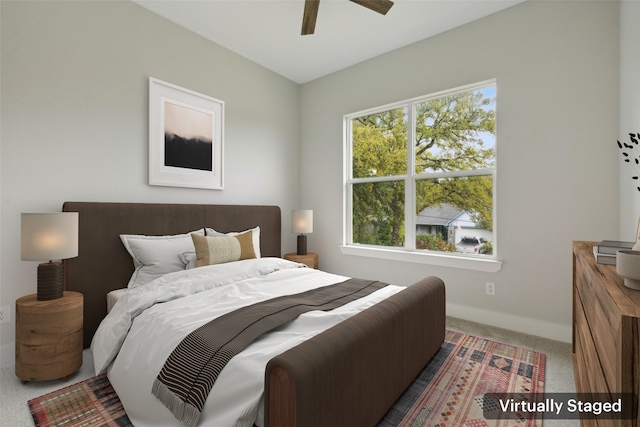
(264, 276), (446, 427)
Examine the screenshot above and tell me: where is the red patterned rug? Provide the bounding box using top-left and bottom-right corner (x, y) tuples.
(28, 373), (131, 427)
(28, 330), (544, 427)
(377, 329), (545, 426)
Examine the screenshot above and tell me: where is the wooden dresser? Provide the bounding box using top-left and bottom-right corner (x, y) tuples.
(573, 241), (640, 426)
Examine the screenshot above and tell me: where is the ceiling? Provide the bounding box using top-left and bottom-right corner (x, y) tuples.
(133, 0), (524, 84)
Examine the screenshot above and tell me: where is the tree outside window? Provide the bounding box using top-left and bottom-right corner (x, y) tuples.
(346, 81), (496, 256)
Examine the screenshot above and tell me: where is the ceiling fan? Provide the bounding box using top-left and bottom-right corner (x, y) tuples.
(301, 0), (394, 35)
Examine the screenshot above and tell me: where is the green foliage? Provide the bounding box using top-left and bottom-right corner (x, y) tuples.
(416, 233), (457, 252)
(352, 180), (404, 247)
(352, 108), (407, 178)
(415, 91), (495, 173)
(479, 240), (493, 255)
(350, 87), (496, 247)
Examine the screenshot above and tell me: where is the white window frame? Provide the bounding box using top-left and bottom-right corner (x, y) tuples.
(341, 80), (502, 272)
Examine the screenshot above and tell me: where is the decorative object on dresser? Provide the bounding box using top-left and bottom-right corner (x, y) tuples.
(616, 250), (640, 290)
(617, 132), (640, 192)
(15, 291), (83, 383)
(21, 212), (78, 300)
(284, 251), (319, 269)
(572, 241), (640, 426)
(291, 209), (313, 255)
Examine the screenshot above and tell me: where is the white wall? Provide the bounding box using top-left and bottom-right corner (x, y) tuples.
(0, 1), (301, 365)
(619, 0), (640, 239)
(299, 0), (620, 342)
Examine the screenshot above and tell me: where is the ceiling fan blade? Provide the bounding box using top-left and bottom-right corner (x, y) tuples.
(349, 0), (394, 15)
(301, 0), (320, 35)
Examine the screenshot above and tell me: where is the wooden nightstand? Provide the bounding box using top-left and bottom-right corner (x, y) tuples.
(284, 252), (319, 269)
(15, 291), (83, 383)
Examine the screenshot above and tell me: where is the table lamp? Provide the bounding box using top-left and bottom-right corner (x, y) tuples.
(21, 212), (79, 301)
(292, 210), (313, 255)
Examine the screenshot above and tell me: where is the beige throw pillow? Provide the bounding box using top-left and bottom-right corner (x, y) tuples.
(191, 232), (256, 267)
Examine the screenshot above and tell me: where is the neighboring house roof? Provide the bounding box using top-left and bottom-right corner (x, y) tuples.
(416, 203), (465, 226)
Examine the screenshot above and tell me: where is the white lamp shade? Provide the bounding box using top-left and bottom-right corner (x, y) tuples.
(292, 210), (313, 234)
(21, 212), (79, 261)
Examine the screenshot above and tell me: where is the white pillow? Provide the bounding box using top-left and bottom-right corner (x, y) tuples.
(179, 251), (197, 270)
(120, 229), (204, 288)
(205, 226), (261, 258)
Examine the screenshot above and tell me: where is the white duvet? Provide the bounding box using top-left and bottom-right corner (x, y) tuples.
(91, 257), (403, 427)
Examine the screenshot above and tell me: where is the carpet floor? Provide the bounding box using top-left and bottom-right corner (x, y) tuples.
(26, 329), (545, 427)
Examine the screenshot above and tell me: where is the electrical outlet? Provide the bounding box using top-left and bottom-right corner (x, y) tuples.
(0, 305), (10, 324)
(485, 282), (496, 296)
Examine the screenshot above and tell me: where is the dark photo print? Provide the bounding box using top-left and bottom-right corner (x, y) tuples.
(164, 101), (214, 171)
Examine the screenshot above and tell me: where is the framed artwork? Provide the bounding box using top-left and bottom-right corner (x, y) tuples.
(149, 77), (224, 190)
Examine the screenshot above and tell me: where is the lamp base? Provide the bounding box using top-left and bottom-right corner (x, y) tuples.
(297, 234), (307, 256)
(37, 262), (64, 301)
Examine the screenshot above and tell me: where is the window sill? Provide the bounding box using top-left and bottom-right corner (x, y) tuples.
(339, 245), (502, 273)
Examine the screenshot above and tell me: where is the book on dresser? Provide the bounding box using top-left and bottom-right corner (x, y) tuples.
(592, 240), (636, 265)
(598, 240), (635, 254)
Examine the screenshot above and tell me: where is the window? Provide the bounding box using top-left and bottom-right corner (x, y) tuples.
(344, 81), (497, 266)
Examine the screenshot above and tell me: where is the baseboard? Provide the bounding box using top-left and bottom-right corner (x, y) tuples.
(0, 342), (14, 368)
(446, 303), (572, 343)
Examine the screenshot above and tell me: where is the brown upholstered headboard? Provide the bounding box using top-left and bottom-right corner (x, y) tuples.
(62, 202), (281, 348)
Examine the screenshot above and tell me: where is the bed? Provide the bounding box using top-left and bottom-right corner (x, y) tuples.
(62, 201), (446, 427)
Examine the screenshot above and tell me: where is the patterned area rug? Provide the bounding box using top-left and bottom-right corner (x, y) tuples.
(378, 329), (545, 427)
(28, 373), (132, 427)
(28, 330), (544, 427)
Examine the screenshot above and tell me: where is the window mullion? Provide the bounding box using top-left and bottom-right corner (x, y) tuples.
(414, 168), (495, 180)
(343, 117), (353, 245)
(405, 104), (416, 250)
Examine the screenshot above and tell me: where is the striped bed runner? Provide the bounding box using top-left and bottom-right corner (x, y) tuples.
(152, 278), (388, 427)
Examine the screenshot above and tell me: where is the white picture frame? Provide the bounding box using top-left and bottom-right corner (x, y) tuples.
(149, 77), (224, 190)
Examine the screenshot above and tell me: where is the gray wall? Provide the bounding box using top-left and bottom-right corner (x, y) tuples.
(0, 0), (301, 364)
(299, 0), (620, 341)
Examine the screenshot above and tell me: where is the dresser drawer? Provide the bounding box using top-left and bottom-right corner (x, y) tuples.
(574, 287), (610, 395)
(575, 253), (620, 393)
